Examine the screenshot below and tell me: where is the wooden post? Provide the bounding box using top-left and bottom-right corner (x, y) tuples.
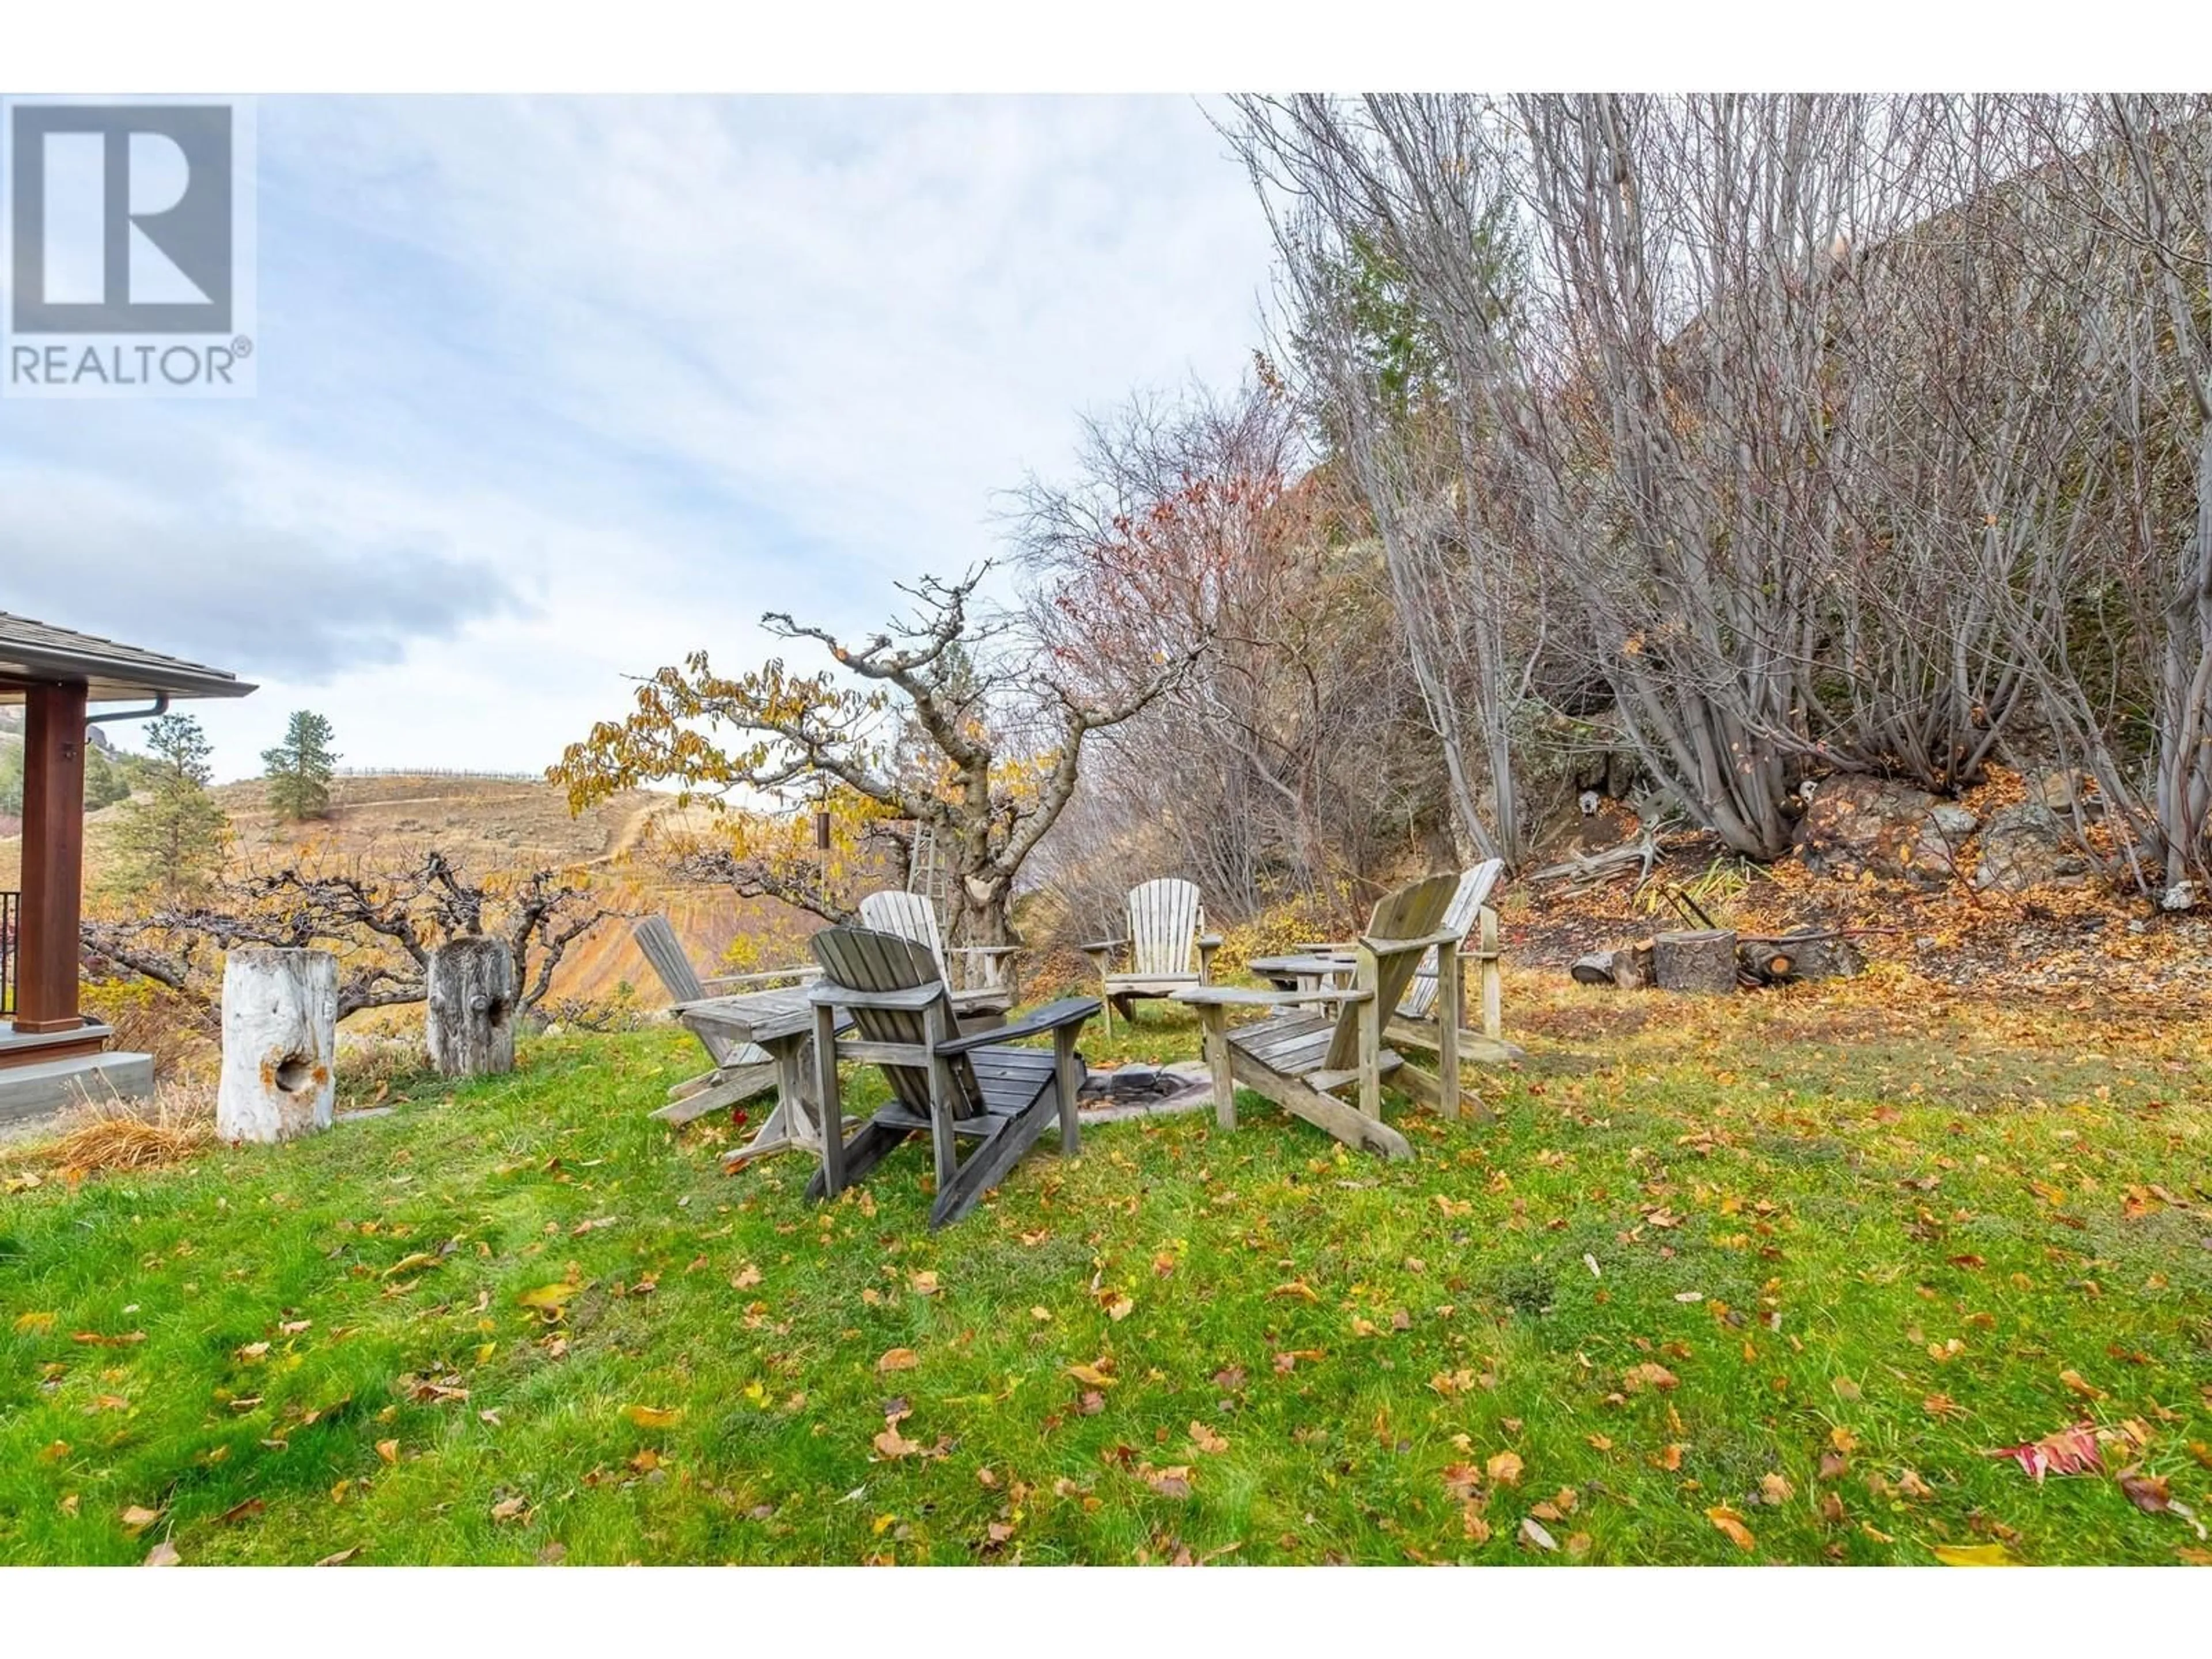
(1435, 940), (1462, 1120)
(424, 936), (517, 1077)
(1355, 944), (1381, 1120)
(1476, 907), (1503, 1043)
(217, 947), (338, 1143)
(1199, 1004), (1234, 1130)
(923, 999), (958, 1199)
(812, 1002), (843, 1198)
(14, 681), (88, 1033)
(1053, 1027), (1081, 1156)
(1084, 946), (1115, 1039)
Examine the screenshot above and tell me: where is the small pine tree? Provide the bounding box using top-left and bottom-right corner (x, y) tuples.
(262, 709), (339, 822)
(111, 713), (232, 900)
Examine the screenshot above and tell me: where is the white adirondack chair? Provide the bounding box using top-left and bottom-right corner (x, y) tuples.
(1081, 877), (1222, 1037)
(855, 890), (1019, 1024)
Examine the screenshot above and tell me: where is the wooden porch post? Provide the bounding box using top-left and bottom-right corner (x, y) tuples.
(14, 681), (88, 1033)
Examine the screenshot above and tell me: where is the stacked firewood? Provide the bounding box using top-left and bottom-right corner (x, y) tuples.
(1571, 925), (1865, 993)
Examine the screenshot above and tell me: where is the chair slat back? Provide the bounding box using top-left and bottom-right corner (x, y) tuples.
(1127, 877), (1202, 978)
(810, 926), (972, 1115)
(633, 914), (706, 1002)
(1397, 860), (1505, 1018)
(1323, 873), (1462, 1073)
(634, 915), (737, 1066)
(857, 890), (947, 977)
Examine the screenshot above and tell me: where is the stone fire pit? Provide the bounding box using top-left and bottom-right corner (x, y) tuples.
(1077, 1059), (1215, 1122)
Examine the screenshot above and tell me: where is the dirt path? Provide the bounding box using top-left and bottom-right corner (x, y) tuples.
(588, 797), (679, 867)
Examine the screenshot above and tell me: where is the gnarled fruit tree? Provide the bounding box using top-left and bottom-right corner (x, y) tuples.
(550, 567), (1197, 951)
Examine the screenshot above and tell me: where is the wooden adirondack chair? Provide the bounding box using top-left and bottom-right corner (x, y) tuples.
(631, 915), (812, 1124)
(1175, 873), (1470, 1161)
(1302, 860), (1518, 1064)
(854, 889), (1020, 1023)
(802, 927), (1101, 1228)
(1081, 877), (1223, 1036)
(1393, 860), (1518, 1062)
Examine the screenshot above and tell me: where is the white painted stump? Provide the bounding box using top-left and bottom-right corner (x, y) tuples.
(426, 935), (518, 1077)
(217, 947), (338, 1143)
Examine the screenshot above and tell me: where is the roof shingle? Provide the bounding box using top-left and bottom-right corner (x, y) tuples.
(0, 612), (255, 703)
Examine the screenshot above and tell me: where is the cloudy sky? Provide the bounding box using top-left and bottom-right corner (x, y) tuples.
(1, 97), (1278, 781)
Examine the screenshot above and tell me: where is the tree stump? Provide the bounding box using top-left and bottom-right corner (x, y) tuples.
(1653, 929), (1738, 994)
(426, 935), (518, 1077)
(217, 947), (338, 1143)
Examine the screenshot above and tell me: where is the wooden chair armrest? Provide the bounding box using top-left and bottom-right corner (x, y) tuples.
(935, 996), (1101, 1054)
(1173, 985), (1371, 1009)
(1080, 939), (1128, 957)
(947, 945), (1023, 959)
(702, 964), (822, 987)
(1358, 928), (1465, 957)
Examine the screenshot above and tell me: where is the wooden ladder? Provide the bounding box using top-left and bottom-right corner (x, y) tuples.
(907, 820), (951, 937)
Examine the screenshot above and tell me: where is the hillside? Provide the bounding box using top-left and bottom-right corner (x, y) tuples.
(0, 771), (817, 1013)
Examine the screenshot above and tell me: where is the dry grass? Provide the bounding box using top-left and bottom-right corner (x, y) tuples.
(17, 1080), (216, 1180)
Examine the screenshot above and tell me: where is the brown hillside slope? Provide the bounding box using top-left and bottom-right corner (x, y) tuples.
(0, 772), (818, 1012)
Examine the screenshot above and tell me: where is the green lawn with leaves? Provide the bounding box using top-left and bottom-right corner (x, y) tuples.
(3, 972), (2210, 1566)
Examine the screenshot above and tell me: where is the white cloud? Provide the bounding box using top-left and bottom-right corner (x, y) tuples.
(0, 95), (1277, 781)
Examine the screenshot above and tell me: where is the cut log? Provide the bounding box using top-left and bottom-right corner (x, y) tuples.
(1653, 929), (1738, 995)
(1570, 952), (1618, 987)
(426, 935), (518, 1077)
(1613, 940), (1656, 989)
(1738, 942), (1796, 984)
(1778, 929), (1862, 980)
(218, 947), (338, 1143)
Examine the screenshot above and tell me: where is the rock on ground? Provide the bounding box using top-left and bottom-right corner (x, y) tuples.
(1794, 776), (1977, 892)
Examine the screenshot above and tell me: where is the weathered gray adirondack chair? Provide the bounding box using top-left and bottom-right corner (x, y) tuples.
(802, 926), (1101, 1228)
(631, 915), (811, 1124)
(854, 889), (1020, 1024)
(1175, 872), (1469, 1161)
(1303, 859), (1517, 1063)
(1081, 877), (1223, 1036)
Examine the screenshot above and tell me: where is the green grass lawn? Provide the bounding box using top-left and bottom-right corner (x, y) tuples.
(3, 974), (2209, 1565)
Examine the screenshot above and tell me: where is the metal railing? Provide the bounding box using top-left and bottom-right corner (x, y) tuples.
(0, 889), (17, 1018)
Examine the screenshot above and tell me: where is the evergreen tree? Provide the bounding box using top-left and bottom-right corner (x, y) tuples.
(111, 713), (232, 899)
(262, 709), (339, 822)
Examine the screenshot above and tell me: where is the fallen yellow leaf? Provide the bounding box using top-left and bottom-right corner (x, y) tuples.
(1934, 1542), (2019, 1566)
(1707, 1506), (1756, 1551)
(623, 1404), (682, 1429)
